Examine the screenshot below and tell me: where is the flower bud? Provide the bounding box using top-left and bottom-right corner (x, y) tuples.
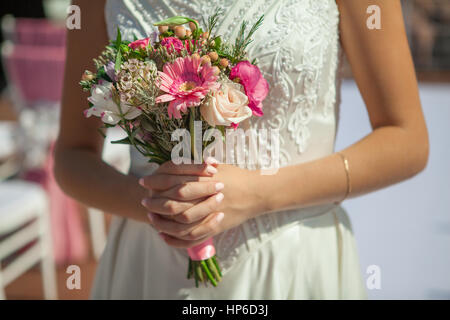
(208, 51), (219, 62)
(174, 26), (186, 38)
(219, 58), (229, 68)
(191, 53), (200, 60)
(212, 66), (220, 76)
(189, 21), (197, 31)
(158, 25), (168, 33)
(82, 71), (94, 81)
(202, 32), (209, 39)
(201, 55), (211, 65)
(185, 29), (192, 37)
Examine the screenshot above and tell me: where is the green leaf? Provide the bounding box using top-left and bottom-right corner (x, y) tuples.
(115, 27), (122, 49)
(111, 137), (131, 145)
(96, 67), (112, 82)
(120, 44), (130, 53)
(114, 50), (122, 72)
(153, 16), (194, 27)
(214, 37), (222, 50)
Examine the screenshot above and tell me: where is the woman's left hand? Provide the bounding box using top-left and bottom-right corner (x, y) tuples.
(142, 160), (266, 248)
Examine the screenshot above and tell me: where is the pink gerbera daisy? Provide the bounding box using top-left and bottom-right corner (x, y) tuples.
(155, 56), (220, 119)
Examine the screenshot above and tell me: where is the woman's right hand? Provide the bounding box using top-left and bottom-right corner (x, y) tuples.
(139, 160), (225, 238)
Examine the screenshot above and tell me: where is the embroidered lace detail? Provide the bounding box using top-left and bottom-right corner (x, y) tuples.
(105, 0), (341, 273)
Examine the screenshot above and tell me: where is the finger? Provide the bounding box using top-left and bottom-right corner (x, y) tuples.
(171, 193), (224, 224)
(159, 212), (224, 248)
(157, 161), (217, 176)
(186, 212), (225, 240)
(148, 212), (202, 239)
(141, 197), (199, 216)
(158, 181), (224, 201)
(140, 174), (212, 191)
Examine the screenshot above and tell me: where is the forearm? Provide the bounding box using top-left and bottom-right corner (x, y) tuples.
(257, 125), (428, 214)
(54, 145), (148, 223)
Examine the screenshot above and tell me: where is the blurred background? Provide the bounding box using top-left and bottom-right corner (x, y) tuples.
(0, 0), (448, 299)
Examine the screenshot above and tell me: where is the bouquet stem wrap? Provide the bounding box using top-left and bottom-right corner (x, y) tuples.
(187, 237), (222, 287)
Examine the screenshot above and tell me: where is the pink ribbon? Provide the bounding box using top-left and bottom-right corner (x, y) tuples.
(187, 237), (216, 261)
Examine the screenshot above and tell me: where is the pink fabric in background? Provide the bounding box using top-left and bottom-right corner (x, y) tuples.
(14, 18), (66, 47)
(4, 44), (66, 103)
(24, 146), (89, 265)
(44, 146), (88, 265)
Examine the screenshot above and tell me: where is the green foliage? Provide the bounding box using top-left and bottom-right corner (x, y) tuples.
(204, 8), (223, 38)
(232, 15), (264, 62)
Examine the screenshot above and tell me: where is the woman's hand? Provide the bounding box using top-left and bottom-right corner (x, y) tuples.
(140, 159), (266, 248)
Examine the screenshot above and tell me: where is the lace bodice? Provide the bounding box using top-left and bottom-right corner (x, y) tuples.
(105, 0), (343, 272)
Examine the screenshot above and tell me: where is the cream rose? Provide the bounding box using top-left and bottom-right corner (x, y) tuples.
(200, 81), (252, 127)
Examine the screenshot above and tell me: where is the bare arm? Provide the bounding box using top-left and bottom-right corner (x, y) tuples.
(54, 0), (148, 222)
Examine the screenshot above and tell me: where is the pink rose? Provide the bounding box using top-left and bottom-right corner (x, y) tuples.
(160, 37), (185, 54)
(128, 37), (151, 50)
(229, 61), (269, 116)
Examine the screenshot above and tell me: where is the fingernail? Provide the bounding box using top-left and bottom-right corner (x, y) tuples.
(206, 165), (218, 175)
(205, 157), (219, 166)
(216, 212), (224, 223)
(147, 212), (154, 223)
(215, 182), (224, 191)
(215, 192), (224, 203)
(141, 198), (149, 207)
(139, 178), (145, 187)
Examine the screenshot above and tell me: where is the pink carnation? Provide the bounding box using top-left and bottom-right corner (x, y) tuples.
(128, 37), (151, 50)
(160, 37), (185, 54)
(229, 61), (269, 116)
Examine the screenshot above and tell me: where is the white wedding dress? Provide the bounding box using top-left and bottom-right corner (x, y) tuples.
(91, 0), (367, 299)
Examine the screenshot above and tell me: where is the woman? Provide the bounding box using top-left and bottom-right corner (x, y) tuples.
(55, 0), (429, 299)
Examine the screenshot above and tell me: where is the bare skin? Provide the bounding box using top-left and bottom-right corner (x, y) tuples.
(55, 0), (429, 249)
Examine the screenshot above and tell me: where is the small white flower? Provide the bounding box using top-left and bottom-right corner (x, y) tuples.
(84, 80), (141, 125)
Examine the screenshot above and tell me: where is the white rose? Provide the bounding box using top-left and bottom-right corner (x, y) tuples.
(200, 81), (252, 127)
(85, 80), (141, 125)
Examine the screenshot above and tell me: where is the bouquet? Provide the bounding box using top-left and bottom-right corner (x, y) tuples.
(80, 10), (269, 287)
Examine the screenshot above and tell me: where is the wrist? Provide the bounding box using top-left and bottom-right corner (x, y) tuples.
(247, 169), (273, 218)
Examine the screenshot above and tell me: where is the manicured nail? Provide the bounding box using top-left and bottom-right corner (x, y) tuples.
(206, 165), (218, 175)
(215, 192), (224, 203)
(215, 182), (224, 191)
(139, 178), (145, 187)
(205, 157), (219, 166)
(216, 212), (224, 223)
(141, 198), (149, 207)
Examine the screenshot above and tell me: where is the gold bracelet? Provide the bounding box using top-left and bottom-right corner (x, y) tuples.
(335, 152), (351, 204)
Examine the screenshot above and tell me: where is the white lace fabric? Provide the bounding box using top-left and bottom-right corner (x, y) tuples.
(91, 1), (368, 299)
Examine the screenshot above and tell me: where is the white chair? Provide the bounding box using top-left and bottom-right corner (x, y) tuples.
(0, 180), (57, 299)
(88, 128), (130, 260)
